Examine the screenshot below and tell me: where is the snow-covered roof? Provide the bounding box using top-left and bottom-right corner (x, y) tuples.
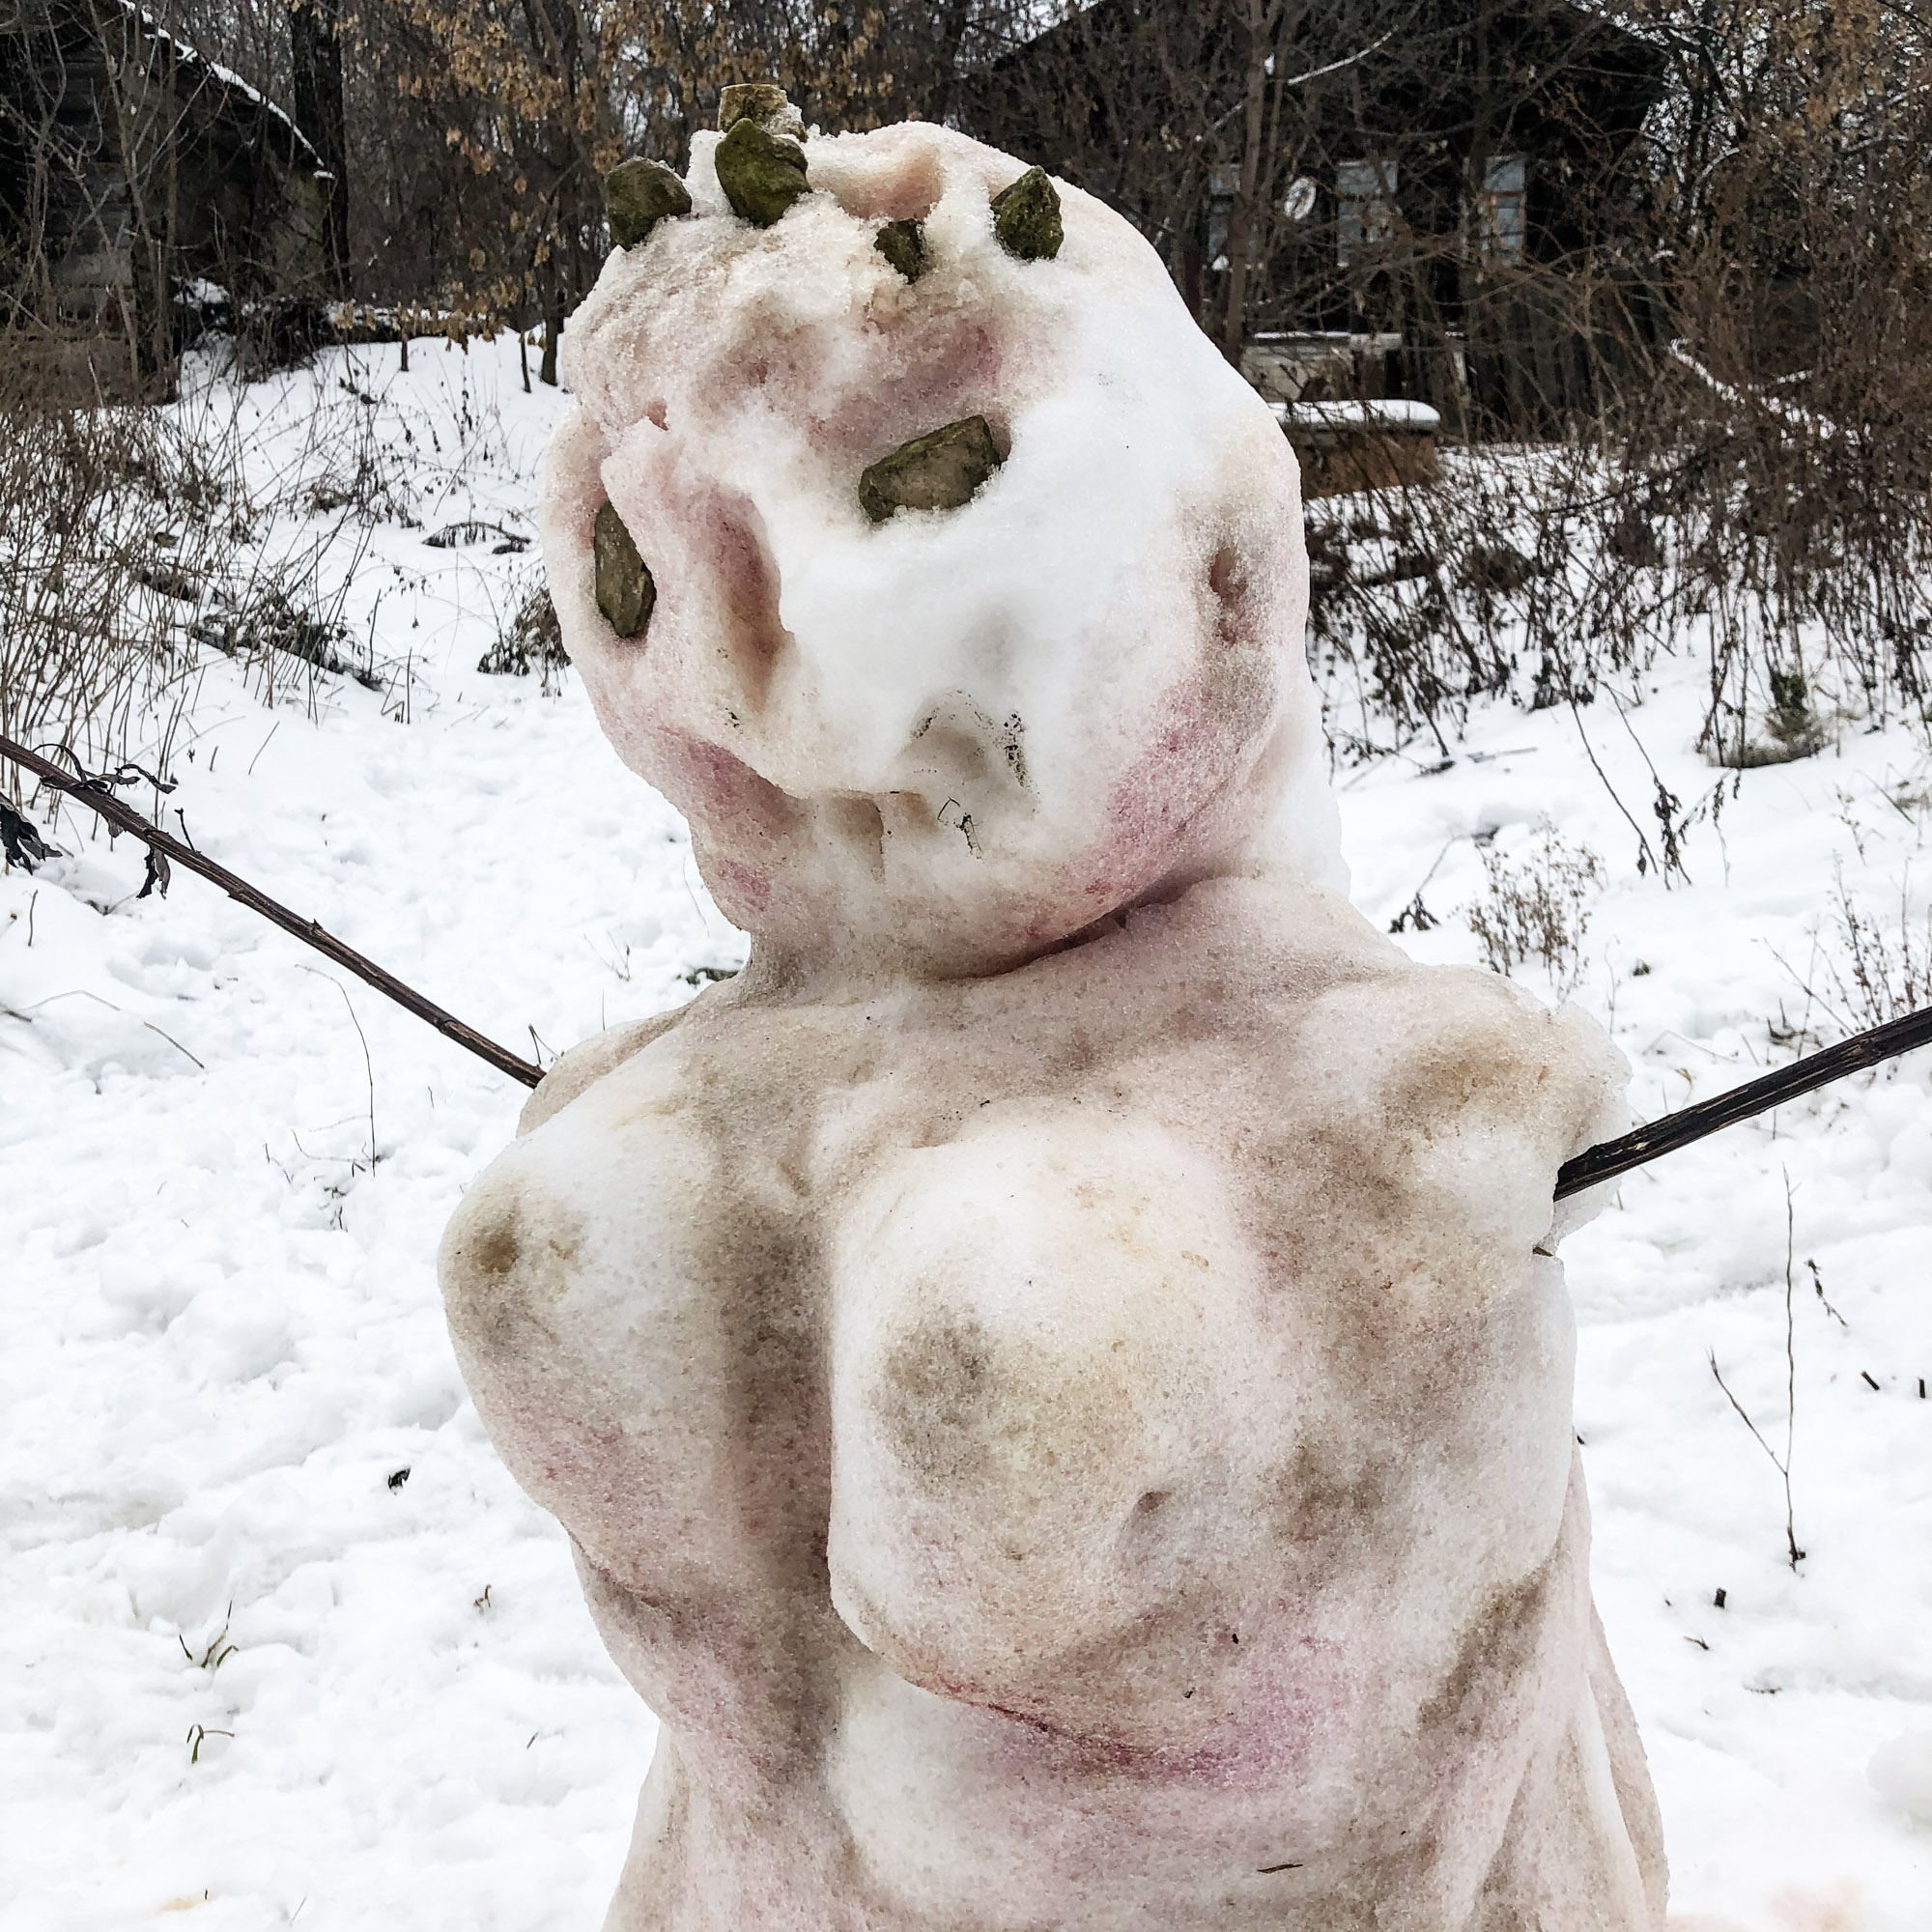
(1271, 398), (1441, 432)
(120, 0), (327, 175)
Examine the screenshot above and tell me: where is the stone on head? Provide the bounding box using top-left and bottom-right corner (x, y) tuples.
(603, 157), (692, 250)
(874, 217), (926, 282)
(991, 166), (1063, 261)
(719, 81), (802, 136)
(716, 118), (810, 228)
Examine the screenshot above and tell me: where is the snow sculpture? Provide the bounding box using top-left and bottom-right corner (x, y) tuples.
(440, 106), (1667, 1930)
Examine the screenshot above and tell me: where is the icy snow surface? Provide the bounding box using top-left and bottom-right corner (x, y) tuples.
(2, 338), (1929, 1929)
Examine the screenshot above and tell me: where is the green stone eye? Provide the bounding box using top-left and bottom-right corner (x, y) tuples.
(594, 502), (656, 639)
(859, 417), (1003, 525)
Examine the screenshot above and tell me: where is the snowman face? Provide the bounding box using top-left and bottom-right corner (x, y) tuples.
(540, 121), (1321, 977)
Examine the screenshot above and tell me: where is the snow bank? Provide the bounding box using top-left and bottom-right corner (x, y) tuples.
(1869, 1731), (1932, 1826)
(1273, 398), (1442, 431)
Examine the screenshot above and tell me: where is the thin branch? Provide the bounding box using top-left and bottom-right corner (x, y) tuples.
(1779, 1172), (1803, 1568)
(1706, 1175), (1804, 1571)
(9, 743), (1931, 1171)
(1556, 999), (1932, 1198)
(1278, 25), (1400, 90)
(300, 967), (381, 1164)
(0, 731), (542, 1090)
(1709, 1350), (1783, 1471)
(1207, 26), (1402, 132)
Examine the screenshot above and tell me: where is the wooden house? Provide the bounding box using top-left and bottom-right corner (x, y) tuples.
(0, 0), (331, 399)
(963, 0), (1666, 438)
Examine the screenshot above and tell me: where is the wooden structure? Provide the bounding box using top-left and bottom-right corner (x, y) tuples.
(964, 0), (1666, 440)
(1275, 398), (1441, 497)
(0, 0), (331, 398)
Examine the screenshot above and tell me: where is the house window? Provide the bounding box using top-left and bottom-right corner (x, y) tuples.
(1336, 157), (1398, 267)
(1478, 154), (1526, 263)
(1207, 163), (1238, 270)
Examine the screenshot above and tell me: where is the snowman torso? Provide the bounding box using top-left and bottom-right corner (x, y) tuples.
(441, 877), (1659, 1929)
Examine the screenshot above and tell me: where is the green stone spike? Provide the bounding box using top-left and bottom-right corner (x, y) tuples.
(874, 218), (926, 282)
(991, 165), (1064, 262)
(715, 118), (810, 229)
(719, 82), (795, 132)
(858, 416), (1003, 524)
(602, 157), (693, 250)
(594, 502), (656, 639)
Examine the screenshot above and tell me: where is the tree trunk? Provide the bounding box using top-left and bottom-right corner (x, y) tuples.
(539, 262), (562, 386)
(924, 0), (974, 124)
(290, 0), (350, 295)
(1221, 0), (1274, 367)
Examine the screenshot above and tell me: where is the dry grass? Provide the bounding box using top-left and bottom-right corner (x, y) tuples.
(0, 381), (254, 781)
(476, 579), (567, 693)
(1815, 871), (1932, 1035)
(1464, 822), (1605, 994)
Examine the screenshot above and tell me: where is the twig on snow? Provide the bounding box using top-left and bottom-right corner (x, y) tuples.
(1708, 1174), (1804, 1572)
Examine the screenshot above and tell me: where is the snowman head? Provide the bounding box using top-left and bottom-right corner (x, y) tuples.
(541, 118), (1334, 978)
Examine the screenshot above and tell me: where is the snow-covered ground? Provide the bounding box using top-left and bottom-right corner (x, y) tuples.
(2, 340), (1927, 1929)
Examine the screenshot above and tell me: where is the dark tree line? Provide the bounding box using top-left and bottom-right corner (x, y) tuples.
(8, 0), (1932, 807)
(11, 0), (1925, 417)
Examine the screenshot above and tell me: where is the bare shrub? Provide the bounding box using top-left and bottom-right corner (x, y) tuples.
(1465, 823), (1605, 993)
(1286, 0), (1932, 798)
(254, 365), (421, 527)
(1813, 872), (1932, 1037)
(0, 356), (425, 798)
(191, 574), (378, 689)
(0, 378), (254, 781)
(1718, 665), (1830, 770)
(476, 581), (567, 692)
(1307, 446), (1673, 766)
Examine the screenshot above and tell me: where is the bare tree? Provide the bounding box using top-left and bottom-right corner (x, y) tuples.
(290, 0), (350, 292)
